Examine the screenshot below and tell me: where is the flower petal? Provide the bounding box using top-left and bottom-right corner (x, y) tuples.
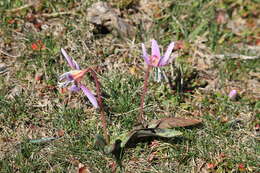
(228, 90), (238, 100)
(74, 60), (80, 70)
(159, 42), (175, 66)
(69, 84), (81, 92)
(58, 80), (73, 88)
(59, 72), (74, 81)
(80, 85), (99, 108)
(61, 48), (80, 70)
(151, 39), (161, 59)
(142, 43), (150, 65)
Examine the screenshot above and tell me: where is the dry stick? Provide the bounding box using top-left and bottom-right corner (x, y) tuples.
(88, 68), (110, 144)
(41, 11), (78, 18)
(138, 65), (152, 125)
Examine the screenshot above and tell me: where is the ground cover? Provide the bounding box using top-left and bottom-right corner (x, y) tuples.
(0, 0), (259, 172)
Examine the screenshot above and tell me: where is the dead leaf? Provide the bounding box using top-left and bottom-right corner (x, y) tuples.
(207, 163), (216, 169)
(35, 72), (43, 81)
(7, 85), (23, 99)
(57, 129), (65, 137)
(78, 163), (91, 173)
(108, 161), (117, 173)
(220, 116), (229, 123)
(216, 10), (228, 24)
(147, 151), (158, 162)
(138, 0), (171, 18)
(256, 39), (260, 46)
(148, 117), (202, 129)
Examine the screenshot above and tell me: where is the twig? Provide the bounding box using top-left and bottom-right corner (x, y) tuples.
(0, 49), (21, 58)
(138, 65), (152, 126)
(214, 54), (259, 60)
(88, 68), (110, 144)
(40, 11), (78, 18)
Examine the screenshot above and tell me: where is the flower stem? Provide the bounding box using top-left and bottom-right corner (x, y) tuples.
(139, 65), (152, 126)
(89, 68), (110, 144)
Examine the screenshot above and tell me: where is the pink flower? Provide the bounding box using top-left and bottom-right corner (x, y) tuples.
(141, 39), (175, 67)
(58, 48), (98, 108)
(228, 89), (238, 101)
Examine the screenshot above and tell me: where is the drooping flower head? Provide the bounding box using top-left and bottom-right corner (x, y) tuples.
(58, 48), (98, 108)
(141, 39), (175, 67)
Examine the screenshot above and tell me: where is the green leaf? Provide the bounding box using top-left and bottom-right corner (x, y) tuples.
(148, 117), (202, 129)
(104, 128), (182, 156)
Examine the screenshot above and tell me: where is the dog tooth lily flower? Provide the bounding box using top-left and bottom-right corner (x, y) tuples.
(141, 39), (175, 82)
(58, 48), (98, 108)
(141, 39), (175, 67)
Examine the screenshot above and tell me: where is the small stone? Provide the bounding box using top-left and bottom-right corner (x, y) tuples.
(0, 63), (8, 74)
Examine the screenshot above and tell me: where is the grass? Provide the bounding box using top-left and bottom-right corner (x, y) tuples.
(0, 0), (259, 172)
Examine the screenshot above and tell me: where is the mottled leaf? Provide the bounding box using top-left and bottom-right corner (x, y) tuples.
(148, 117), (202, 129)
(103, 128), (182, 158)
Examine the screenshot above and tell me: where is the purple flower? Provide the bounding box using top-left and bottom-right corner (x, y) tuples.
(58, 48), (98, 108)
(228, 90), (238, 101)
(141, 39), (175, 67)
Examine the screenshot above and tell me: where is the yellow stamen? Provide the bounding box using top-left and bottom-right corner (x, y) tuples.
(71, 69), (88, 82)
(150, 55), (160, 66)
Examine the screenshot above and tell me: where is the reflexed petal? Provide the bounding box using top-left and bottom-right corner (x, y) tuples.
(159, 42), (175, 66)
(142, 43), (150, 65)
(61, 48), (80, 70)
(74, 61), (80, 70)
(69, 84), (81, 92)
(59, 72), (74, 81)
(58, 80), (73, 88)
(80, 85), (99, 108)
(69, 69), (88, 83)
(151, 39), (161, 58)
(61, 48), (74, 69)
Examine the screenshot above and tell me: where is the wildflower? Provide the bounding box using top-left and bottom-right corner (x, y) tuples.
(141, 39), (175, 67)
(31, 40), (46, 51)
(138, 39), (175, 123)
(31, 43), (38, 50)
(228, 89), (238, 101)
(58, 48), (98, 108)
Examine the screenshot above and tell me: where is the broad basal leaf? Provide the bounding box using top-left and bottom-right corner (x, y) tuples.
(148, 117), (202, 129)
(103, 128), (182, 156)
